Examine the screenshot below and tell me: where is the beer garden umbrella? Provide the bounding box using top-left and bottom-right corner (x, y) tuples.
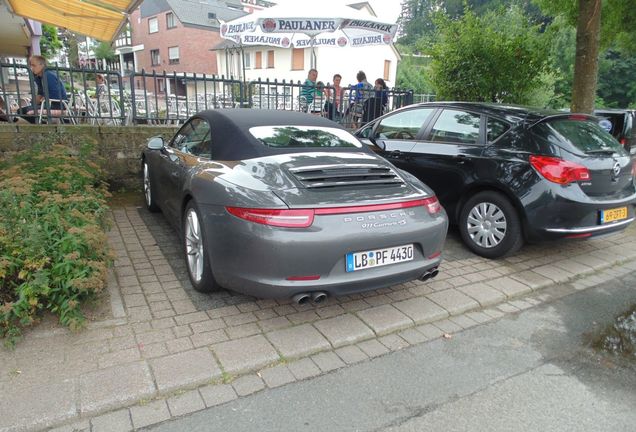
(219, 2), (398, 65)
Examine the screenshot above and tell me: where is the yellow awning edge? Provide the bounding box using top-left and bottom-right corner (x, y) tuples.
(7, 0), (144, 41)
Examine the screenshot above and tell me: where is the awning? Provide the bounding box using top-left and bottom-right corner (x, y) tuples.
(6, 0), (144, 41)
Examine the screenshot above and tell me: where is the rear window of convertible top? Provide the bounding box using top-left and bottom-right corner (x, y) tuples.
(250, 125), (363, 148)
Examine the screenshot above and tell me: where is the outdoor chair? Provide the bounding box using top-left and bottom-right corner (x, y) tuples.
(37, 99), (76, 124)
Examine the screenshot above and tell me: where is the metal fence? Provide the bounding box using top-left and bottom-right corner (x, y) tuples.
(0, 60), (414, 129)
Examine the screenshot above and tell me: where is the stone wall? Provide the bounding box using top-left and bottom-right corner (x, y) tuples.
(0, 123), (179, 190)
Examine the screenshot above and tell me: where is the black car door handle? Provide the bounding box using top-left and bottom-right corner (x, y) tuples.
(388, 150), (403, 158)
(456, 154), (467, 164)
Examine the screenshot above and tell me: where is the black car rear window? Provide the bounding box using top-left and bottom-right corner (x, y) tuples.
(532, 119), (622, 154)
(249, 126), (362, 148)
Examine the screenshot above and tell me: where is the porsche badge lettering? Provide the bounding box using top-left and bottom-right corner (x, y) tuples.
(343, 211), (414, 228)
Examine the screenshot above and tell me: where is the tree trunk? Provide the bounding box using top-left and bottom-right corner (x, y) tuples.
(571, 0), (601, 113)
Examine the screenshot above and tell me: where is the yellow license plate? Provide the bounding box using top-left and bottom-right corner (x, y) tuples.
(600, 207), (628, 224)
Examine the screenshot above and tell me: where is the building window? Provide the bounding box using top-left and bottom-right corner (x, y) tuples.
(384, 60), (391, 81)
(166, 12), (176, 29)
(255, 51), (262, 69)
(148, 17), (158, 33)
(267, 50), (274, 68)
(291, 48), (304, 70)
(158, 79), (165, 92)
(168, 46), (180, 65)
(150, 49), (160, 66)
(244, 52), (251, 69)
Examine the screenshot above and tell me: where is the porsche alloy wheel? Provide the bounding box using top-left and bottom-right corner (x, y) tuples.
(183, 201), (218, 292)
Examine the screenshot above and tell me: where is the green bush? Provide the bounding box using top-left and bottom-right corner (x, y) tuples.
(0, 144), (112, 346)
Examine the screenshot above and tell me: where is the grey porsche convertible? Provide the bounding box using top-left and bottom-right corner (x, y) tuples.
(141, 109), (448, 304)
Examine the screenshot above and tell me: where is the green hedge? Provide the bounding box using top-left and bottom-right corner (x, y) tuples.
(0, 144), (112, 346)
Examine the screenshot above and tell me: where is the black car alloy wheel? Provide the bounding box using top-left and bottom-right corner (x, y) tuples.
(459, 191), (523, 259)
(184, 201), (219, 293)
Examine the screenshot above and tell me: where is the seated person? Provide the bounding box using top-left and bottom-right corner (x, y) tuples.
(0, 93), (9, 122)
(17, 55), (68, 123)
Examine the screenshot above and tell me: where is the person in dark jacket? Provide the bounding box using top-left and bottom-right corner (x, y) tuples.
(362, 78), (389, 123)
(17, 55), (68, 123)
(374, 78), (388, 109)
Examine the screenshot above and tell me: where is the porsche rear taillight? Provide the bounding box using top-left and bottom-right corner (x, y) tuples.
(226, 197), (442, 228)
(421, 196), (442, 214)
(529, 155), (590, 185)
(225, 207), (315, 228)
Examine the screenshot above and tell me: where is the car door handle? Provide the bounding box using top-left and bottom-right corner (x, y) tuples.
(456, 154), (467, 164)
(388, 150), (403, 159)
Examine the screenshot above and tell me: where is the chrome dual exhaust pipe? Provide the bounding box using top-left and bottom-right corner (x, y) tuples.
(419, 266), (440, 281)
(292, 293), (311, 305)
(311, 291), (327, 304)
(292, 291), (328, 305)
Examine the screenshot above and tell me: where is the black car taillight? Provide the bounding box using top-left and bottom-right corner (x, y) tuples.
(529, 155), (590, 185)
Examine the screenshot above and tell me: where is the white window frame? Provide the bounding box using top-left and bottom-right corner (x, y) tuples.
(166, 12), (176, 29)
(150, 49), (160, 66)
(148, 17), (158, 33)
(168, 46), (180, 64)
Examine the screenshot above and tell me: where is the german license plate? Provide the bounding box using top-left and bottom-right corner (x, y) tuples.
(600, 207), (628, 224)
(346, 244), (414, 272)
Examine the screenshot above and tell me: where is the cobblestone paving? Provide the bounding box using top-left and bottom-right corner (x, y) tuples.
(2, 205), (636, 432)
(138, 205), (490, 311)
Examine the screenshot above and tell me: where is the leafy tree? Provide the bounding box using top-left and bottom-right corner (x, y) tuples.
(427, 6), (551, 103)
(398, 0), (444, 47)
(543, 17), (576, 108)
(94, 42), (116, 62)
(597, 50), (636, 108)
(398, 0), (546, 46)
(533, 0), (636, 112)
(39, 25), (62, 59)
(395, 50), (435, 94)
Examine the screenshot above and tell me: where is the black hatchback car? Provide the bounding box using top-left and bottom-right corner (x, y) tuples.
(355, 102), (636, 258)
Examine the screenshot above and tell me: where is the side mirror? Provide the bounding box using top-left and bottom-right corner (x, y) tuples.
(147, 136), (164, 150)
(373, 137), (386, 151)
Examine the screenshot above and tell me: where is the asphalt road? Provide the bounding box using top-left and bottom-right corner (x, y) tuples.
(143, 273), (636, 432)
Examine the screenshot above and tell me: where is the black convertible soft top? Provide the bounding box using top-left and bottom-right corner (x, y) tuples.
(192, 109), (371, 160)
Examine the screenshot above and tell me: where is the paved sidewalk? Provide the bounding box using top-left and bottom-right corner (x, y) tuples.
(2, 205), (636, 432)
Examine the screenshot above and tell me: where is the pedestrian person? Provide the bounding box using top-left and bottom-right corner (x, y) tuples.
(300, 68), (318, 112)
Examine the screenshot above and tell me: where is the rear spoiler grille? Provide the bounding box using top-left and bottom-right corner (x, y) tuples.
(289, 164), (404, 189)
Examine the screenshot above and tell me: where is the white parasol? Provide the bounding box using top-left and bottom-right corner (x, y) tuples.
(220, 3), (397, 50)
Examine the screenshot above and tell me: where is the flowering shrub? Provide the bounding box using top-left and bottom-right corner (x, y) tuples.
(0, 144), (112, 346)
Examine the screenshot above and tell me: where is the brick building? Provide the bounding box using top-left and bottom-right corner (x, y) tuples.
(130, 0), (246, 94)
